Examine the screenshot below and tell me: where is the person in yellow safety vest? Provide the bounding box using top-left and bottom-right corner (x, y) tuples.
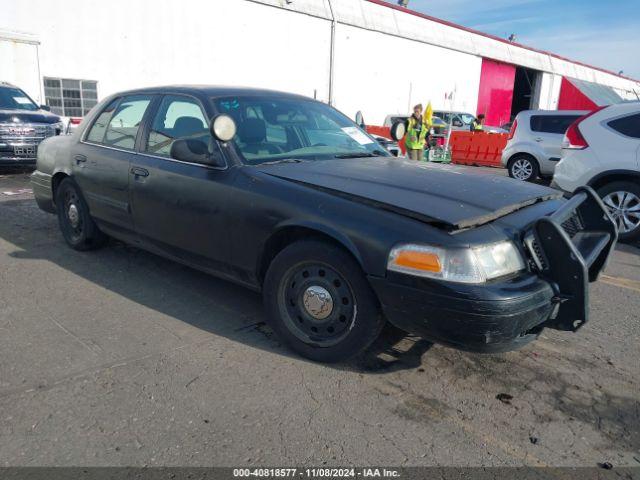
(471, 114), (485, 132)
(406, 104), (428, 160)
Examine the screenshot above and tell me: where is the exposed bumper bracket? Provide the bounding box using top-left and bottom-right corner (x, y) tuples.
(526, 186), (617, 332)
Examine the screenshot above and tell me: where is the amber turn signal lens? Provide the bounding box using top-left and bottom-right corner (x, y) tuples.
(393, 250), (442, 273)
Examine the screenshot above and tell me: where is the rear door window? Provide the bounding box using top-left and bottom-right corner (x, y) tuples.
(530, 115), (581, 134)
(608, 113), (640, 139)
(102, 95), (152, 150)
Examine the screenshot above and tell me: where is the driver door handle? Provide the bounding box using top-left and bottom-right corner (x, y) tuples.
(534, 137), (544, 142)
(130, 167), (149, 178)
(75, 154), (87, 165)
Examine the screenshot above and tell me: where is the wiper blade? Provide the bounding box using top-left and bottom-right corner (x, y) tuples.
(259, 158), (303, 165)
(334, 150), (386, 159)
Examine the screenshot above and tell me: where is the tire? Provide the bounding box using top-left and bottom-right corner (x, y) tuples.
(263, 240), (385, 363)
(508, 155), (539, 182)
(55, 178), (107, 251)
(597, 181), (640, 243)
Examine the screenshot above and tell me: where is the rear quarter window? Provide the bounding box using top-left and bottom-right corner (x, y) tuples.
(608, 113), (640, 139)
(530, 115), (581, 134)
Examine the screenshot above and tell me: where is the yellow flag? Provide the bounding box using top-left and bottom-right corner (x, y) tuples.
(424, 102), (433, 127)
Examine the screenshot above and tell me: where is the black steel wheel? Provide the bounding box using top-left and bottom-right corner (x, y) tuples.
(263, 240), (385, 363)
(281, 263), (355, 347)
(55, 178), (107, 251)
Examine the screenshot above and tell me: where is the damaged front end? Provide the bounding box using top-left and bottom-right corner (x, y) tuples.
(524, 187), (617, 332)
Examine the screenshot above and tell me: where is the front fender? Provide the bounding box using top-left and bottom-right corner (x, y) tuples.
(273, 219), (365, 268)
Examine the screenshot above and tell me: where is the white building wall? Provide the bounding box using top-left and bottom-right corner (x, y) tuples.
(0, 31), (42, 104)
(2, 0), (639, 123)
(333, 24), (481, 124)
(324, 0), (640, 94)
(2, 0), (332, 103)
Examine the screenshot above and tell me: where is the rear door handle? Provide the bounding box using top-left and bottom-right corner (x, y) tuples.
(534, 138), (544, 142)
(75, 154), (87, 165)
(130, 167), (149, 178)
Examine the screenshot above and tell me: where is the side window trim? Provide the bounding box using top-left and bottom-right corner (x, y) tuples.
(82, 96), (122, 144)
(135, 94), (163, 153)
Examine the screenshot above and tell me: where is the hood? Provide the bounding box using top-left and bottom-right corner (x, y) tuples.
(256, 158), (562, 231)
(0, 109), (61, 124)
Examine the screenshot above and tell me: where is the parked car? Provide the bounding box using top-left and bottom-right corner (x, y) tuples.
(32, 86), (616, 363)
(371, 134), (402, 157)
(554, 102), (640, 242)
(501, 110), (588, 182)
(501, 121), (514, 132)
(0, 81), (64, 166)
(383, 114), (448, 136)
(433, 110), (508, 134)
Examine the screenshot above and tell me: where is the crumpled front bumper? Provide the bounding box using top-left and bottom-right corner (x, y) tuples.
(369, 272), (556, 353)
(369, 187), (618, 353)
(31, 170), (56, 213)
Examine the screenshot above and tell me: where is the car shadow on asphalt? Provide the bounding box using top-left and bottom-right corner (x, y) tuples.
(0, 166), (35, 176)
(0, 198), (434, 374)
(3, 198), (640, 454)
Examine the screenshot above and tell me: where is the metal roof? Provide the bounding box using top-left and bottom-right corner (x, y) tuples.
(566, 78), (625, 106)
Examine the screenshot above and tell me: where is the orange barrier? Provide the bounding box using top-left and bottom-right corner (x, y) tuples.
(366, 126), (507, 164)
(366, 125), (390, 138)
(449, 131), (508, 168)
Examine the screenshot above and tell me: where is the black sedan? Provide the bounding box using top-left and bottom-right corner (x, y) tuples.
(32, 86), (617, 363)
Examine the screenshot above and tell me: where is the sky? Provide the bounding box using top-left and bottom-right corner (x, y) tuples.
(408, 0), (640, 79)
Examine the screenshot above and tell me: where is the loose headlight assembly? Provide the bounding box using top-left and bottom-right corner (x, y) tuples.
(387, 241), (525, 284)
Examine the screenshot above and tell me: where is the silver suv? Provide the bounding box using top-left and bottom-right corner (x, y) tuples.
(501, 110), (587, 182)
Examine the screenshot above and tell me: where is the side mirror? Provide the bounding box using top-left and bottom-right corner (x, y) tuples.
(355, 111), (366, 130)
(210, 114), (237, 142)
(390, 121), (406, 141)
(40, 104), (51, 112)
(170, 138), (225, 167)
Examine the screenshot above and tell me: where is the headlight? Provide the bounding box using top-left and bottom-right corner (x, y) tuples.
(387, 241), (525, 284)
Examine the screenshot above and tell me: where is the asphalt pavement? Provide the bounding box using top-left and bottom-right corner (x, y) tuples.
(0, 167), (638, 467)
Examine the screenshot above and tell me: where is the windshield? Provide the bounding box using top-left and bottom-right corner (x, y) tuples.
(460, 114), (475, 125)
(0, 86), (39, 111)
(213, 96), (389, 164)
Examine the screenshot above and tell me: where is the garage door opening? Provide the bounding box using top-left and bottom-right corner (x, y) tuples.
(511, 66), (539, 119)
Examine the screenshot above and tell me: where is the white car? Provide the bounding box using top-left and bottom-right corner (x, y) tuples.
(370, 134), (402, 157)
(553, 101), (640, 241)
(502, 110), (587, 181)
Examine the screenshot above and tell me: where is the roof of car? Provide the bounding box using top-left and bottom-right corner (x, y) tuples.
(106, 85), (314, 101)
(517, 110), (589, 117)
(434, 110), (473, 115)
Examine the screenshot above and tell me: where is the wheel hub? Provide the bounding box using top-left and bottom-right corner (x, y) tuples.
(281, 264), (355, 347)
(67, 203), (80, 228)
(603, 191), (640, 234)
(302, 285), (334, 320)
(513, 159), (532, 180)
